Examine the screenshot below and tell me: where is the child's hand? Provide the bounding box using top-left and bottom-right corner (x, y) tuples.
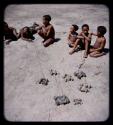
(90, 32), (93, 35)
(81, 32), (85, 37)
(90, 32), (97, 36)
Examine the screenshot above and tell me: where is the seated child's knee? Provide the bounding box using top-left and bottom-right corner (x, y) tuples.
(43, 42), (48, 47)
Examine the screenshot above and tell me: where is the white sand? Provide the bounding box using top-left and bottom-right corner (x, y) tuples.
(4, 4), (109, 121)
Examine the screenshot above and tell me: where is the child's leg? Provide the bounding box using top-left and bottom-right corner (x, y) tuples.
(89, 51), (105, 58)
(89, 48), (95, 53)
(43, 38), (54, 47)
(37, 30), (45, 39)
(13, 28), (20, 39)
(69, 39), (80, 55)
(83, 39), (90, 58)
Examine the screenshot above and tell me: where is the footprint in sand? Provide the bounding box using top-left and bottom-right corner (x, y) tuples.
(62, 74), (74, 82)
(49, 69), (60, 76)
(37, 78), (49, 86)
(78, 84), (92, 93)
(73, 98), (83, 105)
(74, 71), (86, 79)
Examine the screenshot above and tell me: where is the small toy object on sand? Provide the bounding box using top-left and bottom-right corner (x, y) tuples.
(62, 74), (74, 82)
(79, 84), (92, 93)
(74, 71), (86, 79)
(54, 95), (70, 106)
(38, 78), (49, 86)
(73, 98), (83, 105)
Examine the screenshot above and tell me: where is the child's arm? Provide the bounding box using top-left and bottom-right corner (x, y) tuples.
(67, 32), (71, 42)
(81, 32), (92, 41)
(76, 35), (84, 39)
(13, 28), (20, 38)
(13, 28), (18, 35)
(36, 26), (42, 31)
(91, 32), (97, 36)
(45, 26), (54, 38)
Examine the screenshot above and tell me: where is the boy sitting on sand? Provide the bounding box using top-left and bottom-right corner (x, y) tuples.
(37, 15), (55, 47)
(67, 24), (84, 48)
(3, 22), (19, 44)
(89, 26), (107, 58)
(19, 23), (39, 42)
(69, 24), (92, 58)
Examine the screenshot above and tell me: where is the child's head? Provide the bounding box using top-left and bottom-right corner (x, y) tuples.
(97, 26), (107, 36)
(70, 24), (79, 32)
(23, 27), (30, 32)
(82, 24), (89, 34)
(43, 15), (51, 25)
(3, 21), (9, 31)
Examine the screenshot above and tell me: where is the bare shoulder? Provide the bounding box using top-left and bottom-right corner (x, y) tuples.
(98, 36), (106, 44)
(102, 37), (106, 42)
(103, 37), (106, 44)
(49, 24), (54, 29)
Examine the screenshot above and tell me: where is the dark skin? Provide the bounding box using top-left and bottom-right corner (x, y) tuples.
(69, 26), (91, 58)
(4, 24), (19, 44)
(37, 17), (55, 47)
(89, 32), (106, 58)
(67, 26), (83, 47)
(19, 27), (35, 42)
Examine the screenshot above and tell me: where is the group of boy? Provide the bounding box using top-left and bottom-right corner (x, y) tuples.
(3, 15), (107, 58)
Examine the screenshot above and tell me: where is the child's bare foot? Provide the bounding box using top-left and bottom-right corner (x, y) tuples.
(69, 49), (75, 55)
(83, 52), (88, 58)
(69, 47), (79, 55)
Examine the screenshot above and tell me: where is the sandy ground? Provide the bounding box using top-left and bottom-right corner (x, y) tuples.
(4, 4), (109, 121)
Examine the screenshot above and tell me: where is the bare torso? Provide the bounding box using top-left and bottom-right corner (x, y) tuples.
(41, 24), (55, 39)
(68, 31), (78, 43)
(94, 36), (106, 50)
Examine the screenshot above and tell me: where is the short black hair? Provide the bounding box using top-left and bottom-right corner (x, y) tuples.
(72, 24), (79, 31)
(23, 26), (30, 31)
(3, 21), (8, 27)
(43, 15), (51, 21)
(82, 24), (89, 30)
(97, 26), (107, 35)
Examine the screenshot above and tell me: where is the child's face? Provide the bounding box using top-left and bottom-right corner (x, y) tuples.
(82, 27), (89, 34)
(70, 26), (75, 32)
(97, 30), (101, 36)
(43, 17), (49, 25)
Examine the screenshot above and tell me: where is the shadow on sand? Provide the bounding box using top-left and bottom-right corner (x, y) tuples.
(104, 48), (109, 54)
(54, 38), (61, 42)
